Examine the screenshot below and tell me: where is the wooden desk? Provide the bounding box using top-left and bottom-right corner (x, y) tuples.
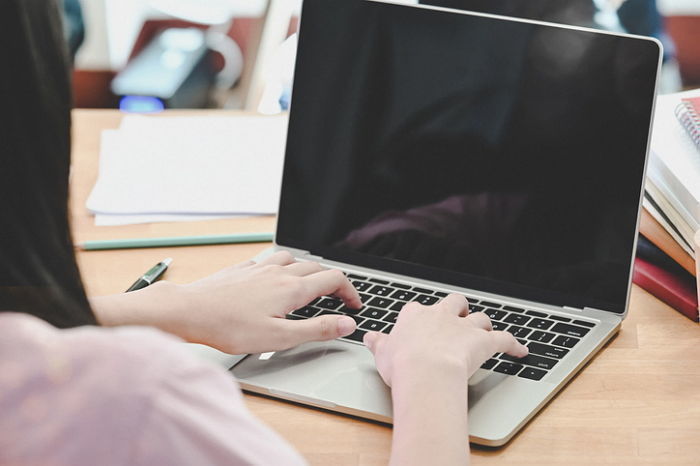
(71, 109), (700, 465)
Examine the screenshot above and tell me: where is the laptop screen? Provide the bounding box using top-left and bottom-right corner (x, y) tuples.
(277, 0), (660, 314)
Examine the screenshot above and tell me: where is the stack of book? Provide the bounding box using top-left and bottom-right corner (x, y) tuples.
(636, 88), (700, 322)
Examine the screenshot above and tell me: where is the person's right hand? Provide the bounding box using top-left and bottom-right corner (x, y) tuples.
(363, 294), (529, 387)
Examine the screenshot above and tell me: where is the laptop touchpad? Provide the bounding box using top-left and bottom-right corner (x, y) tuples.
(232, 340), (393, 417)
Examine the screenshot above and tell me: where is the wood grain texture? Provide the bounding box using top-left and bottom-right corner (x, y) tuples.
(71, 110), (700, 465)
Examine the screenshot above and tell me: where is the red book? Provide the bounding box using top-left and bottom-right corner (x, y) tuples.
(633, 257), (699, 322)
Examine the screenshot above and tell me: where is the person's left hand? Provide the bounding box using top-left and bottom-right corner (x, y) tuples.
(91, 251), (362, 354)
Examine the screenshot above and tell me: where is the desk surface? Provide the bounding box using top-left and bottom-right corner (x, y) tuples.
(71, 109), (700, 465)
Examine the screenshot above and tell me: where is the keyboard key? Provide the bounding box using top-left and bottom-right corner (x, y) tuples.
(526, 318), (555, 330)
(382, 324), (394, 334)
(504, 314), (530, 325)
(367, 297), (394, 308)
(286, 315), (304, 320)
(316, 298), (343, 310)
(382, 312), (398, 323)
(361, 308), (388, 320)
(318, 310), (364, 324)
(527, 342), (569, 359)
(525, 310), (548, 318)
(503, 305), (525, 313)
(549, 315), (572, 322)
(507, 326), (532, 338)
(480, 301), (502, 308)
(486, 309), (507, 320)
(360, 320), (387, 332)
(481, 358), (498, 370)
(434, 291), (448, 297)
(492, 321), (508, 331)
(518, 367), (547, 381)
(338, 305), (363, 315)
(493, 362), (523, 375)
(309, 297), (321, 305)
(344, 329), (367, 342)
(369, 285), (394, 296)
(291, 306), (320, 318)
(501, 353), (558, 370)
(415, 294), (439, 305)
(390, 301), (406, 312)
(391, 282), (411, 289)
(347, 274), (368, 280)
(391, 290), (416, 301)
(528, 331), (555, 343)
(469, 305), (484, 313)
(359, 293), (372, 303)
(412, 287), (433, 294)
(352, 281), (373, 292)
(552, 335), (580, 348)
(551, 323), (590, 338)
(572, 319), (596, 328)
(465, 296), (481, 304)
(369, 278), (390, 284)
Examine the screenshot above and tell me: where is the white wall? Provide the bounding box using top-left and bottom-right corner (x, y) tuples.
(658, 0), (700, 15)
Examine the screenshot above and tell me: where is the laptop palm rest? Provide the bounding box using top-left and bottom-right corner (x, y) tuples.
(232, 340), (554, 444)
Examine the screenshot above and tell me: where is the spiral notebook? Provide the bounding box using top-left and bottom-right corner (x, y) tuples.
(675, 96), (700, 150)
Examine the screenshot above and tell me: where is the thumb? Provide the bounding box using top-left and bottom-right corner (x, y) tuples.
(363, 331), (386, 354)
(276, 315), (356, 349)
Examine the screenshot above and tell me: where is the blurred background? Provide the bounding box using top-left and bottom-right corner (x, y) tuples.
(65, 0), (700, 114)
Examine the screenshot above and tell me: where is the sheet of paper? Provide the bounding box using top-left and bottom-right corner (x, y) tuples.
(87, 115), (287, 216)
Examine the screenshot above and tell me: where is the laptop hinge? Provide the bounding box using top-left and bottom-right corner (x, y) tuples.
(562, 306), (584, 313)
(563, 306), (609, 314)
(297, 251), (324, 261)
(583, 306), (609, 313)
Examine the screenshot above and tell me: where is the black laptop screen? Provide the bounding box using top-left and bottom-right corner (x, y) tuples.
(277, 0), (660, 314)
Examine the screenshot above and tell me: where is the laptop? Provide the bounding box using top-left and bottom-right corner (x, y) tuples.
(230, 0), (661, 446)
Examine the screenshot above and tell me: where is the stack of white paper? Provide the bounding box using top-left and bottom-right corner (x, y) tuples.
(87, 114), (288, 225)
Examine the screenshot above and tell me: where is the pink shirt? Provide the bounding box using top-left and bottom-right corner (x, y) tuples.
(0, 313), (306, 465)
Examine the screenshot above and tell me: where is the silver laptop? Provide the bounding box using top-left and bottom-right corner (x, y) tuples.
(230, 0), (661, 446)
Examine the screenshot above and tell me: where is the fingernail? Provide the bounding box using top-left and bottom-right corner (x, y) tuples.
(337, 316), (356, 336)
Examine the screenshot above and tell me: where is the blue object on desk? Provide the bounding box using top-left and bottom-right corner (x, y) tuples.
(119, 96), (165, 113)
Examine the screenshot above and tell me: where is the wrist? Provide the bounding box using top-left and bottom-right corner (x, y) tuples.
(388, 353), (470, 466)
(391, 351), (471, 387)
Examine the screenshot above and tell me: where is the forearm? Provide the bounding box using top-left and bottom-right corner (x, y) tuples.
(90, 281), (197, 340)
(389, 361), (470, 466)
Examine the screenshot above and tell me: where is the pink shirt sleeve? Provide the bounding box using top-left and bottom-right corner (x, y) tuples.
(0, 313), (306, 466)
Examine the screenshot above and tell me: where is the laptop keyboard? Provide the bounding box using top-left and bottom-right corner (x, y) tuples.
(287, 272), (597, 382)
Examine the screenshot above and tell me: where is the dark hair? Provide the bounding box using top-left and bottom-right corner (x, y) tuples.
(0, 0), (97, 327)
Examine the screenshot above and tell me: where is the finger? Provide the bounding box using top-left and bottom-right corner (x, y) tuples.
(466, 312), (493, 331)
(303, 269), (362, 309)
(284, 261), (324, 277)
(363, 331), (386, 354)
(439, 294), (470, 316)
(490, 331), (529, 358)
(258, 251), (296, 267)
(274, 315), (356, 349)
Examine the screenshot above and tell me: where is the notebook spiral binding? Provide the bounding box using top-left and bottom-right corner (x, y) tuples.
(674, 100), (700, 150)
